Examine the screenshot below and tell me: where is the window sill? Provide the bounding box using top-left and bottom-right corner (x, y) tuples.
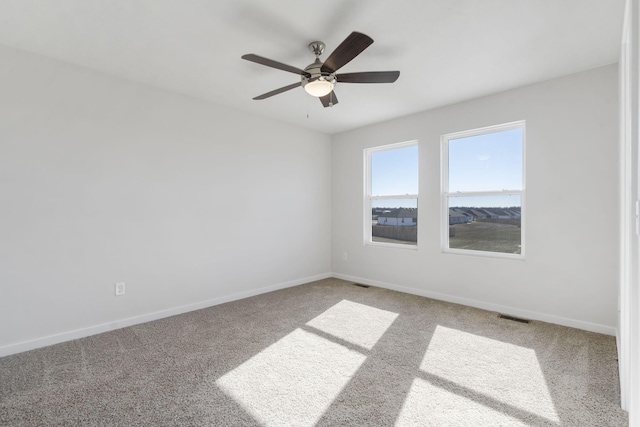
(366, 241), (419, 250)
(442, 248), (524, 260)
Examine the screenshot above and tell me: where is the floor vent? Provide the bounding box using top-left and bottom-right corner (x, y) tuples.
(498, 314), (531, 324)
(352, 283), (370, 288)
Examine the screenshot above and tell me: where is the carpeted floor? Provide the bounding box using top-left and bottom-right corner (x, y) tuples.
(0, 278), (628, 426)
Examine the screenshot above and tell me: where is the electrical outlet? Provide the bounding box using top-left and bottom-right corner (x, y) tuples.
(115, 282), (125, 296)
(343, 252), (348, 261)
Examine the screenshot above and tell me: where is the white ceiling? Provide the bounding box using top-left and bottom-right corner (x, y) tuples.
(0, 1), (626, 135)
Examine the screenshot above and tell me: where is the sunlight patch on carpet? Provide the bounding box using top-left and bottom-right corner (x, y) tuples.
(306, 299), (399, 350)
(396, 377), (527, 426)
(216, 328), (366, 427)
(415, 325), (560, 424)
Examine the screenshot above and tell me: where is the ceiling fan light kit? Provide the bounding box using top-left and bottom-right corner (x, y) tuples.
(242, 31), (400, 107)
(304, 78), (335, 97)
(302, 52), (336, 97)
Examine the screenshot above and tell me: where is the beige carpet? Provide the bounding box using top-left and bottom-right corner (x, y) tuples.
(0, 278), (628, 426)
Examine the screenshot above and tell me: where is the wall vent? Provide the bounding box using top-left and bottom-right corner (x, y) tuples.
(352, 283), (370, 288)
(498, 314), (531, 324)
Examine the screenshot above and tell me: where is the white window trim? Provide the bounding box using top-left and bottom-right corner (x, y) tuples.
(364, 140), (419, 249)
(441, 121), (526, 260)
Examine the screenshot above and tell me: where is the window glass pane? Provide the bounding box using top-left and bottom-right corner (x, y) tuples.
(448, 195), (521, 254)
(371, 145), (418, 196)
(448, 128), (522, 192)
(372, 199), (417, 245)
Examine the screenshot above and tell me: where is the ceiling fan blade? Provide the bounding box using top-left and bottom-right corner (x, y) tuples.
(242, 54), (311, 78)
(321, 32), (373, 74)
(253, 82), (301, 100)
(319, 91), (339, 108)
(337, 71), (400, 83)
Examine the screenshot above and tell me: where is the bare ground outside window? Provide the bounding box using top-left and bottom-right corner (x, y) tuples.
(449, 221), (521, 254)
(371, 236), (416, 245)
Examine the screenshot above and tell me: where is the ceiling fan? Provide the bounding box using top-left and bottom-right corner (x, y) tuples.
(241, 31), (400, 107)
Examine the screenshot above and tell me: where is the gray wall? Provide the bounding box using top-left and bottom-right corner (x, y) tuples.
(332, 65), (619, 334)
(0, 46), (332, 355)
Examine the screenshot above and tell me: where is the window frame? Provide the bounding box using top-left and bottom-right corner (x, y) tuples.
(441, 121), (525, 259)
(364, 140), (419, 249)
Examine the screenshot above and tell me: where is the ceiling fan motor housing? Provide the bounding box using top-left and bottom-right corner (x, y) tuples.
(302, 57), (336, 87)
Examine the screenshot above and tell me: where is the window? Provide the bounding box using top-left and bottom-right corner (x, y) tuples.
(365, 141), (418, 247)
(442, 122), (524, 257)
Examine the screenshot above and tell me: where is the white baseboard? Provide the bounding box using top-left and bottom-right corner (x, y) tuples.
(0, 272), (332, 358)
(1, 271), (616, 358)
(615, 327), (627, 411)
(332, 273), (617, 336)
